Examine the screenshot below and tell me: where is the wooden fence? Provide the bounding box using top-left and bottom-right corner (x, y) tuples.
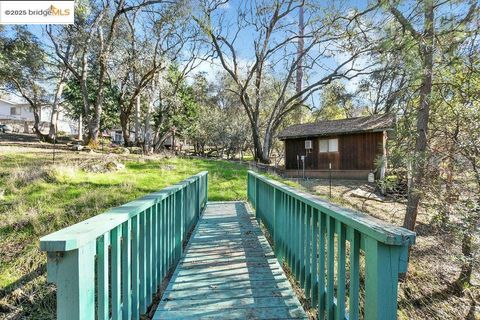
(247, 170), (415, 319)
(40, 171), (208, 320)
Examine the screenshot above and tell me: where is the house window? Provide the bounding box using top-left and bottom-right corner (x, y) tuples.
(319, 138), (338, 153)
(10, 107), (18, 116)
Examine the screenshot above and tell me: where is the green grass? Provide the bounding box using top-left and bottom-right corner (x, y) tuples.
(0, 151), (248, 318)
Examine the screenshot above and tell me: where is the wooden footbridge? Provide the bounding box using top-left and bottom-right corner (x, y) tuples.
(40, 171), (415, 320)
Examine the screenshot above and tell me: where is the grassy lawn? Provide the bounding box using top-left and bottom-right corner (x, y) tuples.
(0, 147), (249, 319)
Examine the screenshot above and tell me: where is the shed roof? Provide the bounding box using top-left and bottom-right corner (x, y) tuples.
(278, 113), (395, 140)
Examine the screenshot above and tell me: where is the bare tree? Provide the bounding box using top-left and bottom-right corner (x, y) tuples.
(111, 2), (205, 146)
(48, 0), (173, 145)
(195, 0), (378, 163)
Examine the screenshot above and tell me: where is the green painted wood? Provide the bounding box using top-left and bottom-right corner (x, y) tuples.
(40, 172), (208, 252)
(156, 202), (162, 289)
(364, 236), (401, 319)
(167, 196), (172, 269)
(152, 203), (158, 292)
(96, 233), (109, 320)
(299, 203), (305, 288)
(247, 171), (415, 246)
(326, 215), (335, 320)
(41, 172), (208, 320)
(305, 206), (312, 299)
(45, 242), (96, 320)
(175, 190), (182, 261)
(348, 227), (360, 320)
(161, 199), (167, 282)
(336, 221), (346, 320)
(122, 220), (132, 319)
(311, 209), (318, 308)
(247, 171), (416, 320)
(146, 208), (153, 305)
(287, 196), (292, 271)
(154, 202), (307, 320)
(132, 215), (140, 320)
(293, 199), (299, 279)
(111, 225), (122, 319)
(139, 210), (147, 313)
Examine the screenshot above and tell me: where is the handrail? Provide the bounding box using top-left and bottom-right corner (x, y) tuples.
(249, 171), (415, 246)
(247, 170), (415, 320)
(40, 171), (208, 320)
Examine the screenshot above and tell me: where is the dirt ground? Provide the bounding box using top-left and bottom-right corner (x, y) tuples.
(293, 178), (479, 320)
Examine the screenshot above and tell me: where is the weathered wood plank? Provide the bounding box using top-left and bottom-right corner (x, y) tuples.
(155, 202), (307, 319)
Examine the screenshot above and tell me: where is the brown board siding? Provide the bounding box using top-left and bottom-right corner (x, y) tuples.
(284, 132), (383, 171)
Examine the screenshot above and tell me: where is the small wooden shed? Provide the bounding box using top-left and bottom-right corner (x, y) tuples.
(278, 114), (394, 179)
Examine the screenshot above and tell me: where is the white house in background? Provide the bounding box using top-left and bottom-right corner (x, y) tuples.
(0, 98), (35, 121)
(0, 98), (77, 135)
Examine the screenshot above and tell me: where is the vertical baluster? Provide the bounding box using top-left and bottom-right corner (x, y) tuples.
(168, 195), (172, 268)
(300, 203), (305, 287)
(275, 191), (284, 263)
(305, 206), (312, 300)
(175, 189), (182, 261)
(286, 195), (291, 269)
(311, 209), (318, 308)
(171, 195), (175, 265)
(289, 197), (295, 274)
(139, 211), (147, 313)
(157, 202), (162, 285)
(146, 208), (153, 304)
(292, 198), (299, 279)
(162, 199), (167, 279)
(122, 220), (132, 319)
(326, 216), (335, 320)
(281, 193), (287, 262)
(318, 212), (326, 319)
(296, 200), (301, 280)
(336, 221), (346, 320)
(111, 225), (122, 319)
(348, 228), (360, 320)
(152, 203), (158, 292)
(96, 233), (110, 320)
(132, 216), (140, 319)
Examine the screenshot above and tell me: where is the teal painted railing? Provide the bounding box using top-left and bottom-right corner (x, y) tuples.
(247, 171), (416, 320)
(40, 171), (208, 320)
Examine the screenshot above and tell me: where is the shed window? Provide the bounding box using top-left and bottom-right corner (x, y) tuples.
(329, 138), (338, 152)
(10, 107), (18, 115)
(319, 138), (338, 153)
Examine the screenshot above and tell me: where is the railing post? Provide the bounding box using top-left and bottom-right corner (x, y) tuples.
(196, 178), (200, 218)
(205, 173), (208, 207)
(273, 188), (283, 263)
(255, 176), (259, 219)
(46, 241), (96, 320)
(364, 236), (401, 319)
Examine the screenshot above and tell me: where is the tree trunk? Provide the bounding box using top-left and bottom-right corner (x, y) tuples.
(32, 106), (44, 139)
(78, 114), (83, 140)
(48, 80), (66, 140)
(120, 108), (131, 147)
(403, 0), (434, 231)
(135, 95), (141, 145)
(260, 130), (273, 164)
(144, 100), (153, 154)
(250, 123), (270, 164)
